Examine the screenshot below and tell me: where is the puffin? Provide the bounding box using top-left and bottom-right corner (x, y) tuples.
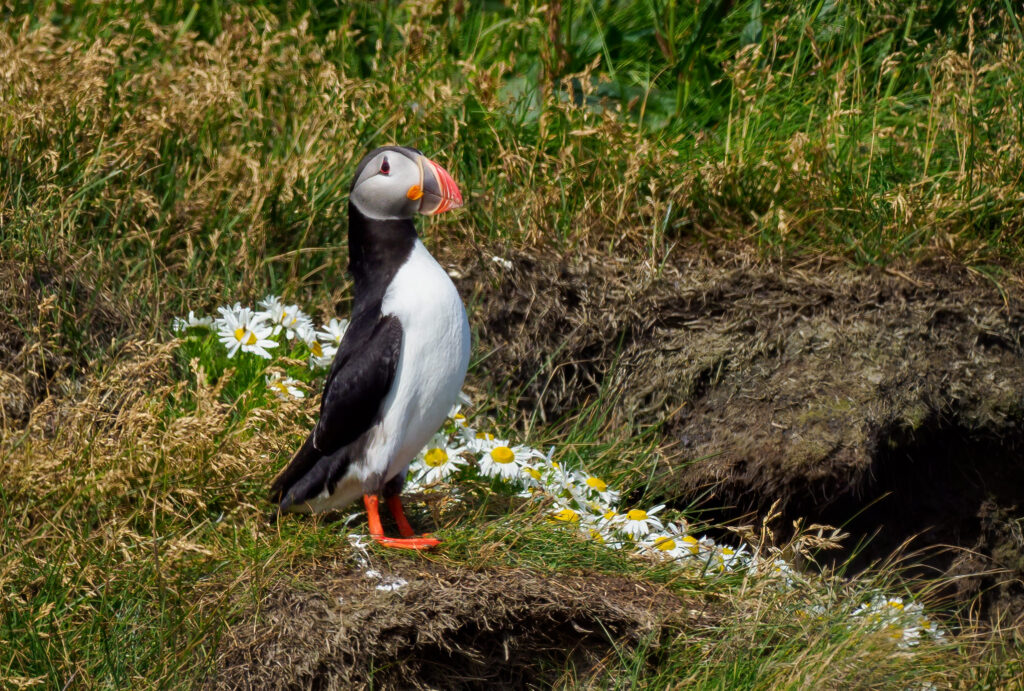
(270, 145), (470, 550)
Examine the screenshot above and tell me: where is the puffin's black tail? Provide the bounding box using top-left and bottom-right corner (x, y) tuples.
(269, 432), (351, 513)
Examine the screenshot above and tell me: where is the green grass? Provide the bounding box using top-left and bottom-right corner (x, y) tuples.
(3, 0), (1024, 687)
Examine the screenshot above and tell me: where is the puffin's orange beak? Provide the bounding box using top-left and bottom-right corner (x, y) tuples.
(414, 155), (463, 215)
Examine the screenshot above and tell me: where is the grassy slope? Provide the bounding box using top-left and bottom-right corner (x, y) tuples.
(2, 1), (1024, 687)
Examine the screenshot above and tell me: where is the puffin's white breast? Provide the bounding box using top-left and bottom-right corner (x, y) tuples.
(363, 239), (471, 482)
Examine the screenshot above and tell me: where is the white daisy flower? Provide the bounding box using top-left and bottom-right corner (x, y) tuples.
(214, 303), (278, 358)
(309, 343), (337, 369)
(555, 476), (611, 517)
(572, 471), (620, 507)
(519, 462), (548, 490)
(447, 403), (470, 428)
(514, 450), (559, 500)
(620, 504), (666, 540)
(765, 558), (798, 586)
(679, 534), (704, 557)
(713, 543), (750, 572)
(578, 497), (616, 518)
(316, 317), (349, 347)
(854, 595), (907, 622)
(293, 322), (336, 369)
(258, 295), (313, 340)
(463, 430), (501, 454)
(640, 533), (687, 560)
(581, 511), (626, 549)
(663, 520), (690, 540)
(477, 443), (537, 481)
(295, 321), (317, 347)
(653, 522), (707, 564)
(899, 625), (922, 648)
(257, 294), (283, 310)
(266, 372), (306, 399)
(528, 450), (576, 495)
(922, 617), (945, 641)
(416, 441), (468, 485)
(597, 508), (624, 531)
(400, 458), (430, 492)
(172, 310), (213, 332)
(851, 595), (943, 649)
(549, 503), (582, 524)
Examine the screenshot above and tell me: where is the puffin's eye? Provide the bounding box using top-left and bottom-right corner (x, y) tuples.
(379, 157), (390, 175)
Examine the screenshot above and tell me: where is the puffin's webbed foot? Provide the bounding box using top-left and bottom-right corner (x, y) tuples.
(363, 494), (440, 550)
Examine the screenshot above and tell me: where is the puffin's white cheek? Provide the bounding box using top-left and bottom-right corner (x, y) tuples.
(351, 181), (399, 220)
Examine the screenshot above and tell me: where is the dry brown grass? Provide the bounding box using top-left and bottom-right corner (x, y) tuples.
(3, 4), (1020, 300)
(0, 337), (312, 684)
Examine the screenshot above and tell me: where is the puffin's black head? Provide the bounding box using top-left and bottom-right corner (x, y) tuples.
(349, 145), (463, 220)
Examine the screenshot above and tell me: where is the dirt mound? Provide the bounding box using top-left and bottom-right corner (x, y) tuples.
(211, 559), (700, 689)
(456, 247), (1024, 621)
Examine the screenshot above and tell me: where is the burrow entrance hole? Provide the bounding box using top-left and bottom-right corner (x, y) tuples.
(786, 414), (1024, 587)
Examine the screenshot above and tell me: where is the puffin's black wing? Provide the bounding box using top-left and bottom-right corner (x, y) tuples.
(270, 314), (403, 511)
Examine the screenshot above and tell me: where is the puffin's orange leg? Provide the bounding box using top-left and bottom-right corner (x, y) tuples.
(363, 494), (386, 538)
(386, 494), (417, 537)
(362, 494), (440, 550)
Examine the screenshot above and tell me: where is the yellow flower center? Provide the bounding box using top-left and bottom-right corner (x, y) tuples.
(604, 510), (617, 521)
(552, 508), (579, 522)
(887, 601), (904, 610)
(234, 327), (257, 345)
(627, 509), (647, 521)
(311, 341), (323, 357)
(524, 467), (541, 480)
(491, 446), (515, 464)
(424, 448), (448, 467)
(589, 529), (605, 543)
(654, 537), (676, 551)
(454, 413), (465, 421)
(586, 477), (607, 492)
(475, 432), (495, 440)
(682, 535), (699, 553)
(722, 547), (734, 555)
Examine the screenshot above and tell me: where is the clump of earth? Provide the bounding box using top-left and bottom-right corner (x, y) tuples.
(211, 560), (700, 689)
(454, 246), (1024, 626)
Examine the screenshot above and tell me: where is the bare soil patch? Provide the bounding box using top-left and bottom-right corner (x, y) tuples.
(211, 558), (703, 689)
(456, 247), (1024, 623)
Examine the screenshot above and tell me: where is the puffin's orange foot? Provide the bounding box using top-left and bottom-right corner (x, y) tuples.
(363, 494), (440, 550)
(372, 535), (441, 550)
